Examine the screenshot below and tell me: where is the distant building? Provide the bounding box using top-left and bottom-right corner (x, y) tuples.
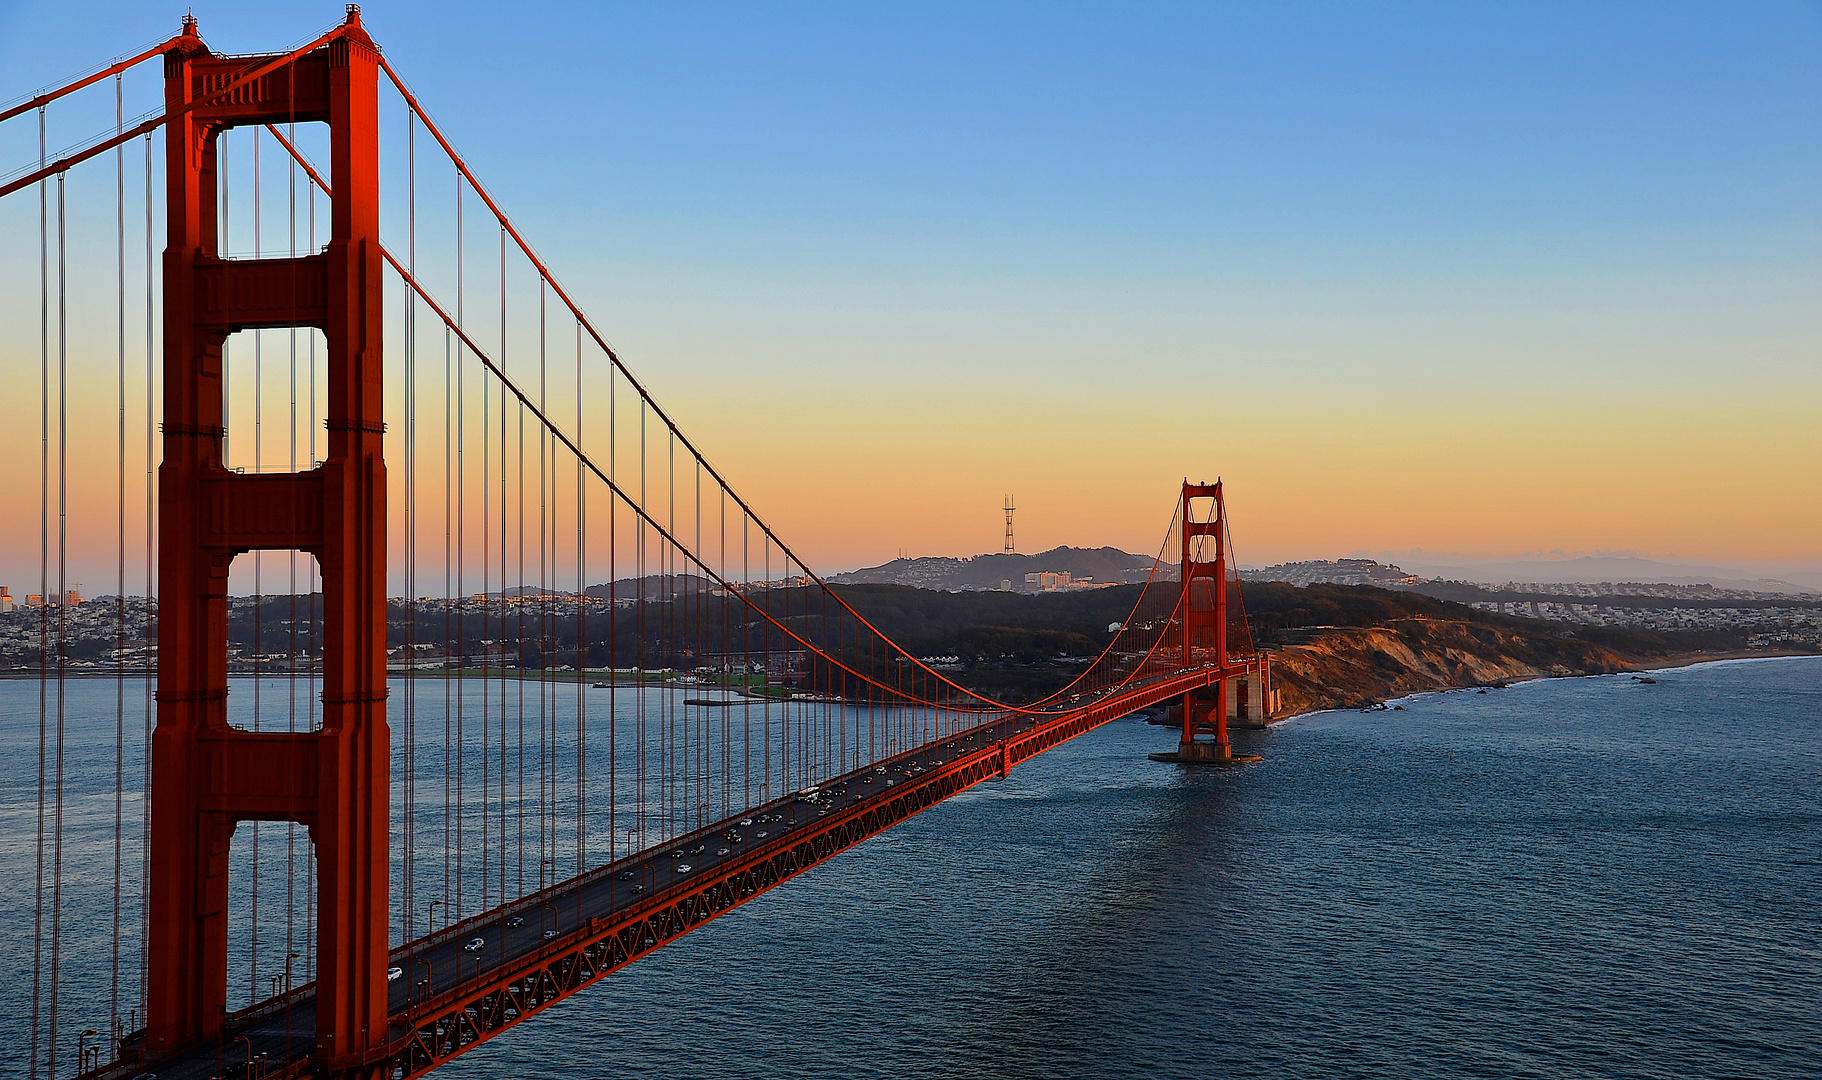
(1024, 571), (1073, 592)
(64, 586), (83, 606)
(1019, 570), (1110, 593)
(0, 585), (10, 613)
(26, 593), (43, 608)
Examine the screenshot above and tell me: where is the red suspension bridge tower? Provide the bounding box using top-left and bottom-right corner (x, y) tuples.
(1, 11), (1273, 1076)
(1178, 480), (1235, 761)
(147, 9), (390, 1071)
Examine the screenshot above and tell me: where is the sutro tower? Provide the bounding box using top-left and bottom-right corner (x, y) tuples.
(1004, 495), (1016, 552)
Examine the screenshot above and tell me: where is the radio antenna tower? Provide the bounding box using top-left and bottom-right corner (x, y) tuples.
(1004, 495), (1016, 552)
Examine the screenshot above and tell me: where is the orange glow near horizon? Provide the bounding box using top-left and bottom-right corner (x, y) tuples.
(672, 387), (1821, 575)
(2, 340), (1817, 597)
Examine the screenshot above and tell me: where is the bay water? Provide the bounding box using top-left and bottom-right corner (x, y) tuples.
(2, 657), (1817, 1077)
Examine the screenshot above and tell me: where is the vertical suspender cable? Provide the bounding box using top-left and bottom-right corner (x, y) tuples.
(695, 458), (703, 824)
(762, 537), (769, 801)
(442, 322), (453, 922)
(305, 178), (316, 982)
(537, 280), (547, 888)
(112, 72), (126, 1046)
(516, 349), (525, 900)
(31, 104), (48, 1080)
(498, 222), (509, 904)
(50, 170), (69, 1080)
(667, 432), (675, 833)
(454, 169), (465, 919)
(576, 319), (587, 880)
(606, 341), (616, 862)
(693, 448), (703, 825)
(142, 126), (155, 1029)
(404, 107), (417, 939)
(285, 117), (299, 997)
(743, 515), (749, 810)
(480, 268), (491, 913)
(307, 176), (317, 737)
(720, 486), (729, 816)
(559, 331), (567, 867)
(637, 400), (646, 845)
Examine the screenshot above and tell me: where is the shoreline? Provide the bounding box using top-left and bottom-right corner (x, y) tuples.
(1264, 649), (1821, 726)
(1634, 648), (1821, 672)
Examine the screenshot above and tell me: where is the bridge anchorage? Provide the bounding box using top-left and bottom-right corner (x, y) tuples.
(7, 9), (1264, 1079)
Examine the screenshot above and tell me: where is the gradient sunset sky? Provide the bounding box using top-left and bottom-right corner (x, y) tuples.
(1, 1), (1817, 592)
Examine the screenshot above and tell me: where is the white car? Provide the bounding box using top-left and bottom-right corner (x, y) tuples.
(462, 937), (485, 952)
(387, 966), (403, 981)
(676, 864), (693, 874)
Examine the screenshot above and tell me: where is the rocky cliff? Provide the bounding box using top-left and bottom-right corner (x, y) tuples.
(1265, 618), (1637, 715)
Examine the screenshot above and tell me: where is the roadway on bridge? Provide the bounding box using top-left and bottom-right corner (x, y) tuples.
(136, 708), (1054, 1080)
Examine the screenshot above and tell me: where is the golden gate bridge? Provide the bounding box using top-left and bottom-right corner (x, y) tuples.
(1, 10), (1270, 1077)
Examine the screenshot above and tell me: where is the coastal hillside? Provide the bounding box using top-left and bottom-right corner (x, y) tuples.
(825, 581), (1764, 711)
(1264, 619), (1637, 715)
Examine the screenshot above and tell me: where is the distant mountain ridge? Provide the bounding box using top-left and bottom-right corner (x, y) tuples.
(829, 546), (1159, 592)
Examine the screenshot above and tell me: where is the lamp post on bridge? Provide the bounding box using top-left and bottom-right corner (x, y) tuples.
(283, 950), (300, 1064)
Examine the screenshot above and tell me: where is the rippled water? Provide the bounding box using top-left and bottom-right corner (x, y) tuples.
(3, 658), (1819, 1077)
(449, 658), (1822, 1079)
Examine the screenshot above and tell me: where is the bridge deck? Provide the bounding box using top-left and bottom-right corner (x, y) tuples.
(108, 666), (1221, 1079)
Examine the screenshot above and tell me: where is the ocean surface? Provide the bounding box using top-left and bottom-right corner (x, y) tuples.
(2, 657), (1819, 1077)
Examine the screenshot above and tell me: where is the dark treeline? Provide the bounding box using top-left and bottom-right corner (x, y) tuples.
(211, 579), (1752, 688)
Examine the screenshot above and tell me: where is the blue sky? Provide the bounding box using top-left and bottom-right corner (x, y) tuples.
(1, 1), (1817, 578)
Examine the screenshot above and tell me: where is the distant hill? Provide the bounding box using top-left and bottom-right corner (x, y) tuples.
(828, 546), (1160, 592)
(1241, 558), (1418, 588)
